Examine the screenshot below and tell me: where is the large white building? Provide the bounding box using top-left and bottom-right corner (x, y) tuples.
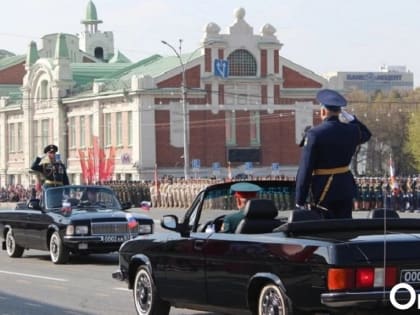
(326, 65), (413, 94)
(0, 1), (327, 187)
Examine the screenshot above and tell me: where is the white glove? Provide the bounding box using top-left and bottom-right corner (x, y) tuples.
(339, 110), (355, 123)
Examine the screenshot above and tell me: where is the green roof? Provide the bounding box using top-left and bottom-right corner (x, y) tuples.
(55, 34), (69, 58)
(99, 50), (203, 91)
(71, 63), (131, 87)
(0, 84), (21, 97)
(0, 54), (25, 71)
(82, 0), (102, 24)
(109, 50), (131, 63)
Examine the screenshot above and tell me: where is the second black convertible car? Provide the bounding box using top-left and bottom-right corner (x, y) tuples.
(0, 185), (153, 264)
(113, 180), (420, 315)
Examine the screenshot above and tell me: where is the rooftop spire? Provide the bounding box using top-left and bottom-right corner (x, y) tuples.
(55, 33), (69, 59)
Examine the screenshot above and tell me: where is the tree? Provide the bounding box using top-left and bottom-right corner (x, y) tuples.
(406, 110), (420, 171)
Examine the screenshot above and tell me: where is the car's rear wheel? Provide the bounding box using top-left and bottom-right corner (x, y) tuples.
(5, 229), (24, 258)
(49, 231), (69, 264)
(258, 283), (291, 315)
(133, 266), (170, 315)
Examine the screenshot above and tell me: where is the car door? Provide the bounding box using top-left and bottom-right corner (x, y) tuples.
(158, 231), (208, 306)
(203, 234), (255, 309)
(24, 209), (54, 250)
(3, 208), (28, 247)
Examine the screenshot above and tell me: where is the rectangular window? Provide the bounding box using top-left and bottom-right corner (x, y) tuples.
(116, 112), (122, 146)
(33, 120), (38, 153)
(128, 111), (132, 146)
(225, 111), (236, 145)
(80, 116), (85, 147)
(104, 113), (112, 146)
(8, 124), (15, 152)
(250, 111), (260, 145)
(17, 122), (23, 151)
(89, 115), (93, 147)
(41, 119), (49, 149)
(69, 117), (76, 148)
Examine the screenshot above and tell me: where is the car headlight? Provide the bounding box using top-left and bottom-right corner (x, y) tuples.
(66, 225), (74, 235)
(138, 224), (152, 234)
(75, 225), (89, 235)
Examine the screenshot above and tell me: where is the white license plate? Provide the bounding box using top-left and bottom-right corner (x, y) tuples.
(103, 235), (129, 242)
(400, 269), (420, 283)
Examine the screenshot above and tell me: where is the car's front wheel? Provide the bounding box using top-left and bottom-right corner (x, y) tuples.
(258, 283), (291, 315)
(133, 266), (170, 315)
(49, 231), (69, 264)
(5, 229), (24, 258)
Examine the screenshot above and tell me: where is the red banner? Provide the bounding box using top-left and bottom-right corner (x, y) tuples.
(78, 150), (88, 184)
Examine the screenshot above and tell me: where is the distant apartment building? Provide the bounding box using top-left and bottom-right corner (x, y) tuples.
(326, 65), (413, 94)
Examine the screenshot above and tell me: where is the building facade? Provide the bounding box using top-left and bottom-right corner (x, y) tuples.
(327, 65), (413, 94)
(0, 2), (327, 187)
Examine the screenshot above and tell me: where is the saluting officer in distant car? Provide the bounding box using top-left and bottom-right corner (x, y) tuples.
(295, 89), (372, 219)
(31, 144), (70, 189)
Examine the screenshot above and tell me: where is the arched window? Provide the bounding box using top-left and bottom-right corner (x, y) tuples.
(227, 49), (257, 76)
(40, 80), (49, 99)
(94, 47), (104, 60)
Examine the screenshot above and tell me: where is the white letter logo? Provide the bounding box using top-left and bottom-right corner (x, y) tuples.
(390, 283), (416, 310)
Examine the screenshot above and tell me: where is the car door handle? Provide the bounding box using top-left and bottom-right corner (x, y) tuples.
(194, 239), (205, 251)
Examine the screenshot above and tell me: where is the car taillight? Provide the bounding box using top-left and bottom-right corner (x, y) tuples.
(328, 268), (354, 290)
(328, 267), (397, 291)
(356, 268), (374, 288)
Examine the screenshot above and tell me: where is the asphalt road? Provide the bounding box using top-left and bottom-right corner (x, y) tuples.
(0, 203), (214, 315)
(1, 202), (419, 315)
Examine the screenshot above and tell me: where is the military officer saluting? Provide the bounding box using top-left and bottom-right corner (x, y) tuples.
(295, 89), (372, 219)
(31, 144), (70, 189)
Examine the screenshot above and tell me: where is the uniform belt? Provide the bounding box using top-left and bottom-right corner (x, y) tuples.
(44, 180), (63, 185)
(313, 166), (349, 176)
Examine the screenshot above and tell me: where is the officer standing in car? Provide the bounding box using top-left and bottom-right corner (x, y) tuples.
(295, 89), (371, 219)
(31, 144), (70, 189)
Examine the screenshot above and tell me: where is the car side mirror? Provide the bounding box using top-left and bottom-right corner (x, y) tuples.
(161, 215), (178, 231)
(161, 215), (190, 237)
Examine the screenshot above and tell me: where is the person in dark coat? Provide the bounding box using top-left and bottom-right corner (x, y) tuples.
(295, 89), (371, 219)
(31, 144), (70, 189)
(221, 182), (262, 233)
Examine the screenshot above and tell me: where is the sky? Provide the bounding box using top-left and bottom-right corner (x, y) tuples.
(2, 0), (420, 86)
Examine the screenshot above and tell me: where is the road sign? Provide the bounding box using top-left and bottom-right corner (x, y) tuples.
(214, 59), (229, 79)
(192, 159), (201, 170)
(271, 162), (280, 176)
(244, 162), (253, 175)
(212, 162), (220, 176)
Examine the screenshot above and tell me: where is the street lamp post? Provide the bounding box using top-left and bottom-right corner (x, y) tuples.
(161, 39), (189, 179)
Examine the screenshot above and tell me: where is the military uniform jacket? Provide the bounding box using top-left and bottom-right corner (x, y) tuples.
(296, 116), (371, 206)
(222, 209), (245, 233)
(31, 156), (70, 185)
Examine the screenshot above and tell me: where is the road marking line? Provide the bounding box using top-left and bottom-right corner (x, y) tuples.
(113, 287), (130, 292)
(0, 270), (68, 282)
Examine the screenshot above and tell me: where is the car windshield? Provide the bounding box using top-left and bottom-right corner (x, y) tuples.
(44, 186), (121, 211)
(186, 180), (295, 230)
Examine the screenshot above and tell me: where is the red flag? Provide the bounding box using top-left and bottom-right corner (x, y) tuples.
(78, 150), (88, 184)
(105, 147), (116, 181)
(93, 136), (100, 182)
(126, 213), (138, 229)
(98, 148), (106, 182)
(87, 148), (95, 184)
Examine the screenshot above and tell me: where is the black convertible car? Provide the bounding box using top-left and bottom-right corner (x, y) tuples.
(0, 185), (153, 264)
(113, 180), (420, 315)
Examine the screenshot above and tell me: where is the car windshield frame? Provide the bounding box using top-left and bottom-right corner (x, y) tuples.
(43, 186), (122, 211)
